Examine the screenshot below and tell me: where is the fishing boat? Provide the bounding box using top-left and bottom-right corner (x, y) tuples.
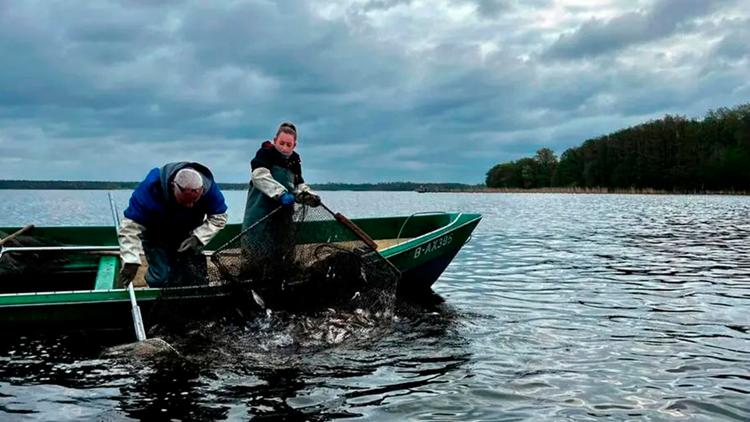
(0, 212), (481, 332)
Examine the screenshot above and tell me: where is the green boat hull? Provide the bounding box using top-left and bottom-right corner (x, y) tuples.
(0, 212), (481, 331)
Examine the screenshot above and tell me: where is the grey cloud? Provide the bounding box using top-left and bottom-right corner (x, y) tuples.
(469, 0), (512, 18)
(179, 2), (408, 95)
(362, 0), (413, 12)
(715, 37), (749, 59)
(544, 0), (725, 60)
(713, 21), (750, 59)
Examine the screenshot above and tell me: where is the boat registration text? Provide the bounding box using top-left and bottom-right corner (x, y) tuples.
(413, 234), (453, 258)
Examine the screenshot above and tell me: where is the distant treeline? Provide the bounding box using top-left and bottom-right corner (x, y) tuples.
(486, 103), (750, 192)
(0, 180), (141, 190)
(0, 180), (479, 192)
(0, 180), (249, 190)
(316, 182), (480, 192)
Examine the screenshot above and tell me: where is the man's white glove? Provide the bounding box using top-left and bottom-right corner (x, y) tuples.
(177, 235), (203, 253)
(119, 263), (140, 285)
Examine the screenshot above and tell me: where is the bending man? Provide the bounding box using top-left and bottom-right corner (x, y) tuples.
(118, 162), (228, 287)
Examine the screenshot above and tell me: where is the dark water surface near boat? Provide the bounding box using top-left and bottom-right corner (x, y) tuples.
(1, 191), (749, 421)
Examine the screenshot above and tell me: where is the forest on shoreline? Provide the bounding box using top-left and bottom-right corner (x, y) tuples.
(486, 104), (750, 193)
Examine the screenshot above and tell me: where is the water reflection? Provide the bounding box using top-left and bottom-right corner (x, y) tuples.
(120, 359), (229, 421)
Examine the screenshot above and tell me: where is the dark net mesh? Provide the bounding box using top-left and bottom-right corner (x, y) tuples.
(208, 204), (401, 315)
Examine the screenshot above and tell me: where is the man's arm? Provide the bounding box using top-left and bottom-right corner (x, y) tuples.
(117, 172), (159, 282)
(190, 180), (229, 246)
(118, 218), (145, 265)
(192, 213), (228, 245)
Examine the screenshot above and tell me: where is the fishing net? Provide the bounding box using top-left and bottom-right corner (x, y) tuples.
(207, 204), (401, 316)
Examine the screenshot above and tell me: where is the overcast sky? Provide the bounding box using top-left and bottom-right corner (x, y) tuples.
(1, 0), (748, 183)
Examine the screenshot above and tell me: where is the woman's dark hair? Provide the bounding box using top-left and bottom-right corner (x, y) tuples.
(275, 122), (297, 140)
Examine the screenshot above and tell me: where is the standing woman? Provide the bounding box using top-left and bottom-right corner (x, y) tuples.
(242, 121), (321, 232)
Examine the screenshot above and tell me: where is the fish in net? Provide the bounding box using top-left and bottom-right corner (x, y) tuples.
(207, 204), (401, 316)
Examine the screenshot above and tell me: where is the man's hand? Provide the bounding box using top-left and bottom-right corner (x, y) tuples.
(178, 235), (203, 253)
(119, 263), (140, 285)
(296, 191), (321, 207)
(279, 192), (296, 206)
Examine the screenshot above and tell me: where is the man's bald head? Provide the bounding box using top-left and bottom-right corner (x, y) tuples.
(174, 168), (203, 189)
(172, 168), (204, 208)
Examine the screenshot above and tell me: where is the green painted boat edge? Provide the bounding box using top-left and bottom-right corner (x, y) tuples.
(0, 212), (482, 308)
(0, 285), (237, 307)
(0, 288), (159, 307)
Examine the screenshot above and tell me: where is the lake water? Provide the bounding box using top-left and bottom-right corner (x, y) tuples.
(0, 190), (749, 421)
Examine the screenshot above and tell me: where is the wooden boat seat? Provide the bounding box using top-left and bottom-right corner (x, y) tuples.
(323, 238), (410, 251)
(375, 237), (411, 250)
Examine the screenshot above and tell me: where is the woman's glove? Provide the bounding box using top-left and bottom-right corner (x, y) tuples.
(296, 191), (321, 207)
(279, 192), (296, 206)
